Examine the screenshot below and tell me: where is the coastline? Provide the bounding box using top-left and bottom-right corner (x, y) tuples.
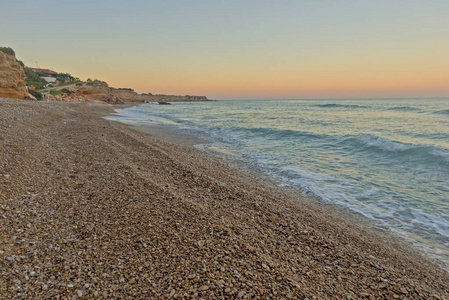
(1, 98), (448, 298)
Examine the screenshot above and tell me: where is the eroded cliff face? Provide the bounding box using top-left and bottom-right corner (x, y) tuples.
(110, 89), (137, 102)
(74, 82), (123, 104)
(0, 50), (29, 99)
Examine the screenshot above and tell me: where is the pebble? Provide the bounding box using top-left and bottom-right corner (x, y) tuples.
(168, 289), (176, 298)
(0, 99), (448, 299)
(262, 263), (270, 271)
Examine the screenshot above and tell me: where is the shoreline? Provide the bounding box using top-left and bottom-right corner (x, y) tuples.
(111, 102), (449, 270)
(1, 98), (448, 298)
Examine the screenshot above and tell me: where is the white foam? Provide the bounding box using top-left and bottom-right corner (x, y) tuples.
(356, 134), (414, 152)
(411, 209), (449, 238)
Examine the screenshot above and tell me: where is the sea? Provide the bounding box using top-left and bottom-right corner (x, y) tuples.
(106, 98), (449, 269)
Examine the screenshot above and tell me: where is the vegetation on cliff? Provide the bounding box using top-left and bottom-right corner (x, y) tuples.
(0, 47), (15, 56)
(50, 88), (74, 96)
(24, 67), (47, 90)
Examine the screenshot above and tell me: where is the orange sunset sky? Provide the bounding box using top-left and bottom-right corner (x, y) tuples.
(1, 0), (448, 99)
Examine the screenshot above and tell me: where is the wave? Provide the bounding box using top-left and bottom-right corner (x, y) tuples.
(315, 104), (367, 109)
(411, 209), (449, 238)
(387, 106), (420, 111)
(351, 134), (449, 163)
(223, 128), (449, 165)
(229, 126), (326, 140)
(433, 109), (449, 115)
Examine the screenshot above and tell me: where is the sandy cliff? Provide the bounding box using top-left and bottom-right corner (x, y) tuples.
(74, 82), (123, 104)
(110, 88), (137, 102)
(0, 50), (29, 99)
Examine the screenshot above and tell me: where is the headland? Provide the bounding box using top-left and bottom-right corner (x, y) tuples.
(0, 47), (211, 104)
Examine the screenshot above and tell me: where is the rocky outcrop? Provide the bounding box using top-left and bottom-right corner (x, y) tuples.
(0, 49), (29, 99)
(110, 88), (137, 102)
(73, 81), (123, 104)
(109, 89), (210, 103)
(135, 94), (210, 102)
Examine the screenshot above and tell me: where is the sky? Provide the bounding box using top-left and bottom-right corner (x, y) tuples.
(1, 0), (448, 99)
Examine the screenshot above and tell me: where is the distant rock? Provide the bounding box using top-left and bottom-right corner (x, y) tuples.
(135, 94), (210, 102)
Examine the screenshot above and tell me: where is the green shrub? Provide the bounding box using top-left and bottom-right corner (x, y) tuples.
(16, 59), (25, 67)
(24, 67), (48, 90)
(56, 73), (75, 83)
(0, 47), (15, 55)
(29, 90), (42, 100)
(50, 88), (73, 96)
(61, 88), (73, 95)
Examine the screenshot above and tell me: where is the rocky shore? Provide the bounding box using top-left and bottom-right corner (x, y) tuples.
(1, 98), (448, 299)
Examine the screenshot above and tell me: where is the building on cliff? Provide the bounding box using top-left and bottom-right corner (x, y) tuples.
(30, 68), (58, 76)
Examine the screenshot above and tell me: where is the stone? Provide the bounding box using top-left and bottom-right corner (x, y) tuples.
(262, 263), (270, 271)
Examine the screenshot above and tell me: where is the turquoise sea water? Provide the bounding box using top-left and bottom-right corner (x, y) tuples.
(107, 98), (449, 269)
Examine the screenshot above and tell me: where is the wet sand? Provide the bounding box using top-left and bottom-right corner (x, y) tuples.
(1, 98), (448, 299)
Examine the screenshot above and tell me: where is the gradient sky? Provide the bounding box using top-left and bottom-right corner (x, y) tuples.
(1, 0), (448, 99)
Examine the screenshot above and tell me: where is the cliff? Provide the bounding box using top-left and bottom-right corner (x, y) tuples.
(0, 47), (211, 103)
(0, 48), (29, 99)
(135, 94), (209, 102)
(110, 88), (137, 102)
(73, 81), (123, 104)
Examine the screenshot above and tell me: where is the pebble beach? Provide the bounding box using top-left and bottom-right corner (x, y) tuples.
(1, 98), (448, 299)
